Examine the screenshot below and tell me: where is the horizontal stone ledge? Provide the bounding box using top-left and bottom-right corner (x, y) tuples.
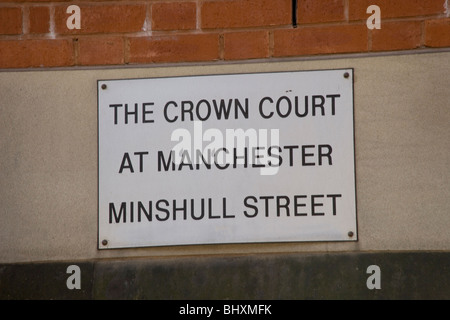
(0, 251), (449, 300)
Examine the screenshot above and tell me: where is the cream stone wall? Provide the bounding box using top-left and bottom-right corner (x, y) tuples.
(1, 51), (449, 263)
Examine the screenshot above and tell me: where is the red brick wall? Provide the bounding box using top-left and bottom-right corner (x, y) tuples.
(0, 0), (449, 69)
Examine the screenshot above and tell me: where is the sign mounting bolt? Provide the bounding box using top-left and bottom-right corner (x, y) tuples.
(344, 72), (350, 78)
(102, 239), (108, 246)
(348, 231), (354, 237)
(101, 84), (107, 90)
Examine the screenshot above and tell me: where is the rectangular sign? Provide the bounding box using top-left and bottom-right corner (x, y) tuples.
(98, 69), (357, 249)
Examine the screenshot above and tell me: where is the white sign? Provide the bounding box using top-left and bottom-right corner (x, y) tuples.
(98, 69), (357, 249)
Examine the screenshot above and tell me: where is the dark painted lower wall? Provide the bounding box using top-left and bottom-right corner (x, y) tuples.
(1, 252), (449, 300)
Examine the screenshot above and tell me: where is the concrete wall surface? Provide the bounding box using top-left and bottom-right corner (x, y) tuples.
(1, 51), (450, 266)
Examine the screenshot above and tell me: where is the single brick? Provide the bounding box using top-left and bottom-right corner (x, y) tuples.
(224, 31), (269, 60)
(0, 39), (74, 68)
(128, 34), (219, 63)
(0, 7), (22, 35)
(78, 37), (124, 66)
(152, 2), (196, 31)
(273, 25), (368, 57)
(29, 6), (50, 34)
(201, 0), (291, 29)
(349, 0), (445, 20)
(371, 21), (422, 51)
(14, 0), (68, 2)
(298, 0), (345, 24)
(425, 18), (450, 47)
(54, 4), (147, 34)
